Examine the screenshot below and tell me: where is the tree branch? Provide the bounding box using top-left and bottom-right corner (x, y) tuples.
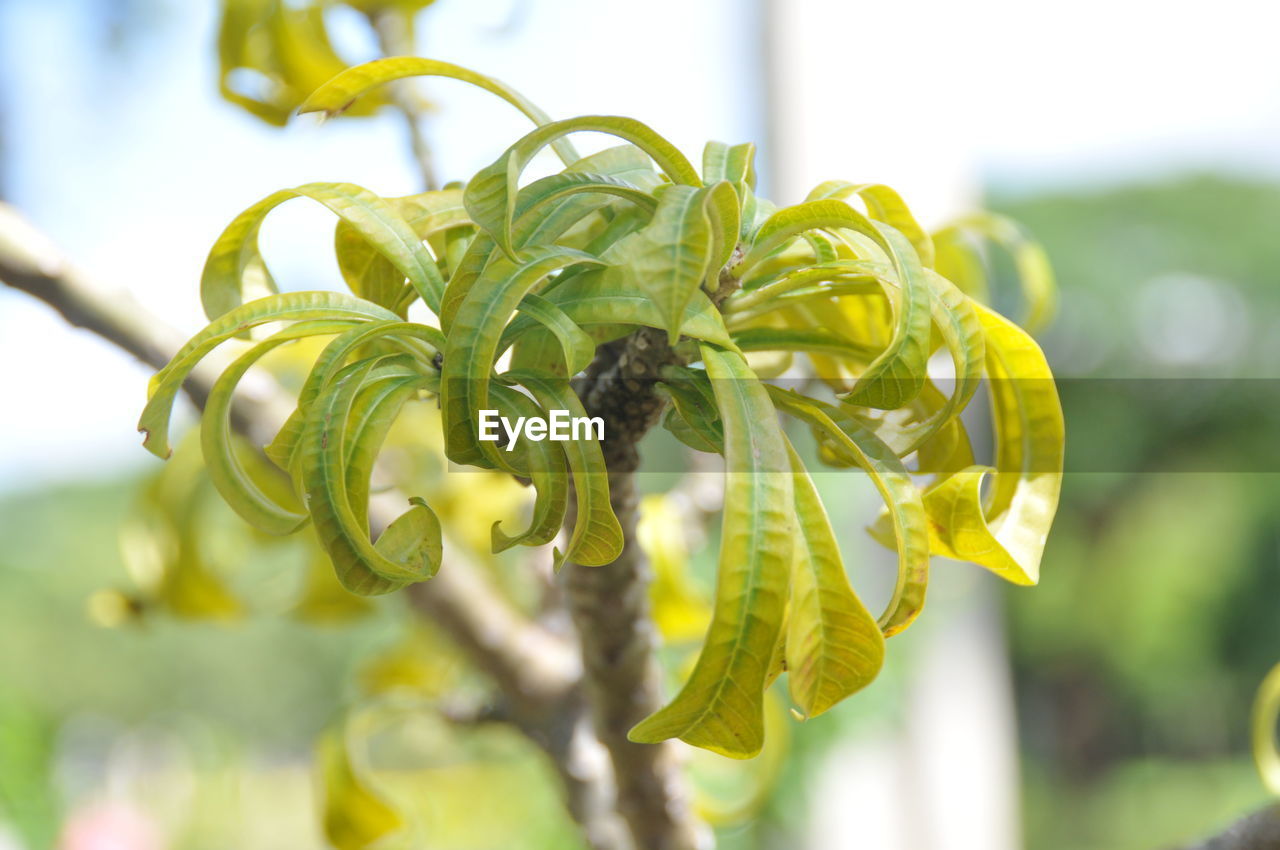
(367, 9), (440, 192)
(565, 328), (706, 850)
(1179, 804), (1280, 849)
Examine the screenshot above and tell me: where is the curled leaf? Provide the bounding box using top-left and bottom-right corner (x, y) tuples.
(630, 345), (792, 758)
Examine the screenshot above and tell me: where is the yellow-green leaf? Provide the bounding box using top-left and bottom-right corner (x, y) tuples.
(465, 116), (700, 257)
(317, 723), (403, 850)
(738, 200), (932, 410)
(783, 438), (885, 718)
(201, 183), (445, 320)
(301, 356), (440, 595)
(768, 388), (929, 636)
(630, 345), (792, 758)
(508, 370), (623, 568)
(606, 184), (716, 343)
(139, 291), (401, 460)
(298, 56), (577, 163)
(918, 303), (1063, 584)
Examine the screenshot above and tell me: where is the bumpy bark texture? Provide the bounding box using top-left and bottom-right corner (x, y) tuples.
(565, 328), (705, 850)
(1180, 805), (1280, 850)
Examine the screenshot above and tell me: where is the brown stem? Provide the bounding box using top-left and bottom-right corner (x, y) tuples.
(368, 9), (440, 192)
(564, 328), (706, 850)
(1178, 804), (1280, 849)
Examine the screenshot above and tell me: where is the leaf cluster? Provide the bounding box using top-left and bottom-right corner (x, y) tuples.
(140, 58), (1064, 758)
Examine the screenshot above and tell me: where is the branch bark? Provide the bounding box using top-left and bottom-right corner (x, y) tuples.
(565, 329), (706, 850)
(1179, 805), (1280, 849)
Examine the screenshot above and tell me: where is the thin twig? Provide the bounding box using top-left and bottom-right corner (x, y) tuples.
(368, 9), (440, 192)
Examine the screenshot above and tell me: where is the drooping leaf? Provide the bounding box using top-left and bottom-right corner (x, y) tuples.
(768, 388), (929, 636)
(486, 383), (570, 553)
(934, 212), (1057, 333)
(657, 365), (724, 454)
(520, 267), (736, 349)
(782, 438), (884, 718)
(266, 320), (444, 476)
(807, 181), (935, 267)
(298, 56), (578, 163)
(913, 303), (1063, 584)
(300, 356), (441, 594)
(503, 293), (596, 376)
(507, 370), (623, 568)
(439, 248), (603, 467)
(201, 321), (351, 535)
(630, 345), (792, 758)
(139, 291), (401, 460)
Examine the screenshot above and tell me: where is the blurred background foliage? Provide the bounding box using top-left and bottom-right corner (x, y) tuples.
(997, 176), (1280, 849)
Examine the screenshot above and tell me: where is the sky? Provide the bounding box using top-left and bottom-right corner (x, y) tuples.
(1, 0), (1279, 487)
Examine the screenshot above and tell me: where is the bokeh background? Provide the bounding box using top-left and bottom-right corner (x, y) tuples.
(2, 1), (1279, 848)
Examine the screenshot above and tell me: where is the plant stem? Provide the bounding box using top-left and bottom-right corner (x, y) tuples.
(566, 330), (706, 850)
(368, 9), (441, 192)
(1179, 805), (1280, 849)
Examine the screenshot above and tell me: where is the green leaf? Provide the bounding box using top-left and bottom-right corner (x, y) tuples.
(809, 262), (986, 456)
(201, 183), (446, 320)
(440, 248), (603, 467)
(507, 370), (623, 568)
(783, 438), (884, 718)
(630, 345), (792, 758)
(301, 356), (441, 595)
(334, 188), (472, 313)
(507, 267), (735, 349)
(265, 320), (444, 476)
(768, 388), (929, 636)
(724, 261), (881, 324)
(702, 180), (743, 285)
(487, 383), (570, 552)
(498, 293), (596, 376)
(298, 56), (578, 161)
(201, 321), (352, 535)
(738, 200), (932, 409)
(513, 172), (658, 229)
(139, 291), (401, 460)
(702, 141), (757, 205)
(731, 327), (878, 362)
(657, 365), (724, 455)
(464, 116), (700, 257)
(606, 185), (716, 343)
